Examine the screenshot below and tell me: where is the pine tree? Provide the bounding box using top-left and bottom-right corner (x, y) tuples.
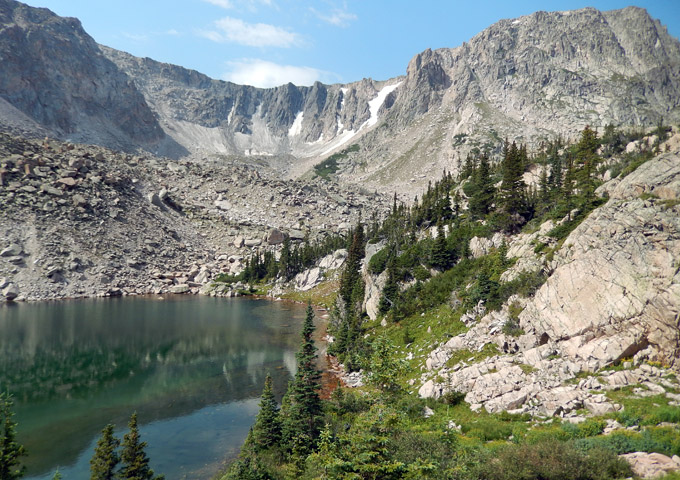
(120, 413), (162, 480)
(499, 141), (527, 230)
(378, 258), (398, 315)
(469, 153), (495, 219)
(575, 125), (600, 203)
(90, 424), (120, 480)
(281, 304), (322, 453)
(430, 222), (450, 270)
(252, 374), (281, 451)
(0, 392), (26, 480)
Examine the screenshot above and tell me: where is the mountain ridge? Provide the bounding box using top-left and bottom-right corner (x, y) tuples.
(1, 1), (679, 191)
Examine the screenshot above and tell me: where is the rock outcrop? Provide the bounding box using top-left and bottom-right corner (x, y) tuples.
(0, 0), (165, 150)
(521, 153), (680, 369)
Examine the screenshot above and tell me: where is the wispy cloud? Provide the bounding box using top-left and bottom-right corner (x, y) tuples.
(122, 32), (149, 42)
(200, 17), (301, 47)
(223, 59), (336, 88)
(202, 0), (233, 8)
(202, 0), (275, 11)
(310, 4), (357, 27)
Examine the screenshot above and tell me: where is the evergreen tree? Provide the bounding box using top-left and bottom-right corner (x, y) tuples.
(468, 153), (495, 219)
(120, 413), (162, 480)
(499, 140), (527, 230)
(378, 257), (399, 315)
(281, 304), (322, 453)
(252, 374), (281, 451)
(339, 224), (365, 309)
(90, 424), (120, 480)
(430, 222), (451, 270)
(0, 393), (26, 480)
(575, 125), (600, 202)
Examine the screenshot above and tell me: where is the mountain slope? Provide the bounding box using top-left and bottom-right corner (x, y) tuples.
(0, 2), (679, 190)
(0, 0), (169, 151)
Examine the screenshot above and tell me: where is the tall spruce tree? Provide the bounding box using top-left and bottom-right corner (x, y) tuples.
(120, 413), (162, 480)
(252, 374), (281, 451)
(499, 140), (527, 230)
(0, 393), (26, 480)
(469, 153), (495, 219)
(90, 424), (120, 480)
(281, 304), (322, 453)
(575, 125), (600, 203)
(430, 222), (451, 270)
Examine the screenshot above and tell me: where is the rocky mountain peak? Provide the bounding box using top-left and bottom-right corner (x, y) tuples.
(0, 0), (165, 150)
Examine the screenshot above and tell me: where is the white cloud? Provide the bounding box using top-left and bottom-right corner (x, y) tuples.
(310, 5), (357, 27)
(223, 59), (335, 88)
(202, 0), (233, 8)
(122, 32), (149, 42)
(200, 17), (301, 47)
(202, 0), (275, 11)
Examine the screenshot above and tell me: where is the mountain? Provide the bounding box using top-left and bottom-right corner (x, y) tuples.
(1, 1), (679, 190)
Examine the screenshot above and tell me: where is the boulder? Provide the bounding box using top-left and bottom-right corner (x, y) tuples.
(2, 283), (19, 301)
(170, 284), (190, 294)
(266, 228), (287, 245)
(1, 244), (22, 257)
(294, 267), (322, 291)
(244, 238), (262, 247)
(620, 452), (680, 479)
(520, 154), (680, 367)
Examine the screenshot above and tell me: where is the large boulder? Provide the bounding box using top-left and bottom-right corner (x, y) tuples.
(266, 228), (287, 245)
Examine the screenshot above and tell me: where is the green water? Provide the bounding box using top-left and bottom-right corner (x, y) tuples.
(0, 295), (308, 479)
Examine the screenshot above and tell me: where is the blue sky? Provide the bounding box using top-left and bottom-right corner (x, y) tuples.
(24, 0), (680, 88)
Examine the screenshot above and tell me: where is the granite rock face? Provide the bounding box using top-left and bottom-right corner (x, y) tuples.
(520, 153), (680, 368)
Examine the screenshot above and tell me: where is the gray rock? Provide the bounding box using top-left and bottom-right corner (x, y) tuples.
(170, 284), (190, 294)
(2, 283), (19, 301)
(266, 228), (286, 245)
(1, 244), (22, 257)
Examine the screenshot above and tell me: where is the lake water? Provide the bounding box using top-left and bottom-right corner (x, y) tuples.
(0, 296), (310, 479)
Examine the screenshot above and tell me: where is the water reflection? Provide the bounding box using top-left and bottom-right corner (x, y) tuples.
(0, 296), (306, 479)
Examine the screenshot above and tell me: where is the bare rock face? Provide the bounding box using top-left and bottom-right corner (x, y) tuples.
(0, 0), (164, 150)
(620, 452), (680, 479)
(520, 153), (680, 368)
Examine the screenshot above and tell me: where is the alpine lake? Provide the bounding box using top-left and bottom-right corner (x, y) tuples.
(0, 295), (312, 479)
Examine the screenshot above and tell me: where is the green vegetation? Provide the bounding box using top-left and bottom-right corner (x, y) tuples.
(314, 144), (360, 180)
(219, 124), (679, 479)
(0, 393), (26, 480)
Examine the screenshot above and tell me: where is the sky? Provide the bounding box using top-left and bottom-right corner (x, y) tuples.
(23, 0), (680, 88)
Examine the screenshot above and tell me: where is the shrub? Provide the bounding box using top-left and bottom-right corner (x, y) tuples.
(368, 247), (390, 275)
(472, 439), (632, 480)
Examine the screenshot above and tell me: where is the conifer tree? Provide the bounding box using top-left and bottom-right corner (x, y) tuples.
(500, 141), (527, 227)
(378, 257), (399, 315)
(120, 413), (162, 480)
(430, 222), (450, 270)
(469, 153), (495, 219)
(281, 304), (322, 453)
(90, 424), (120, 480)
(575, 125), (600, 203)
(0, 393), (26, 480)
(252, 374), (281, 451)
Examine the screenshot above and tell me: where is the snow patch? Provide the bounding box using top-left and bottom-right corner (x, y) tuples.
(321, 129), (356, 156)
(364, 81), (401, 128)
(340, 87), (348, 110)
(288, 111), (304, 137)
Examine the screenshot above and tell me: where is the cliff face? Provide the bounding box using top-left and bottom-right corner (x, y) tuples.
(520, 153), (680, 368)
(0, 0), (165, 150)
